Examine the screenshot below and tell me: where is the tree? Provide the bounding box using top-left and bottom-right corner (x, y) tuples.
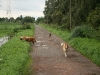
(87, 5), (100, 29)
(22, 16), (35, 24)
(36, 17), (44, 24)
(9, 17), (14, 22)
(43, 0), (100, 30)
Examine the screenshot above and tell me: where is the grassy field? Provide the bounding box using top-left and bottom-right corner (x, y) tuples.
(40, 23), (100, 67)
(0, 22), (34, 75)
(0, 22), (22, 37)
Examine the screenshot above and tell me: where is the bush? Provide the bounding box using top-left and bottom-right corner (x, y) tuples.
(70, 25), (95, 39)
(21, 25), (31, 29)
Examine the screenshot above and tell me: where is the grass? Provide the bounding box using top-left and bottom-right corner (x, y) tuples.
(40, 23), (100, 67)
(0, 22), (35, 75)
(69, 38), (100, 66)
(0, 22), (21, 37)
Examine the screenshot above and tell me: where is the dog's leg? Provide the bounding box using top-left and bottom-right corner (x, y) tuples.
(64, 52), (67, 57)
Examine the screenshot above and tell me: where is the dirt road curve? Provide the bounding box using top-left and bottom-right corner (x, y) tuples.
(30, 25), (100, 75)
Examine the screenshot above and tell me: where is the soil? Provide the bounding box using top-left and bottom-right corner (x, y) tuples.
(30, 25), (100, 75)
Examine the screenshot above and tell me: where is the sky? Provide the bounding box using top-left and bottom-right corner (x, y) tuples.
(0, 0), (45, 19)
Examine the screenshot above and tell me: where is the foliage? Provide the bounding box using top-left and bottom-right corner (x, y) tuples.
(36, 17), (44, 24)
(15, 15), (23, 23)
(22, 16), (35, 24)
(87, 6), (100, 29)
(43, 0), (100, 30)
(70, 25), (95, 39)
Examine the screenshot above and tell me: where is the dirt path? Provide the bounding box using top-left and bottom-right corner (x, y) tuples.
(30, 25), (100, 75)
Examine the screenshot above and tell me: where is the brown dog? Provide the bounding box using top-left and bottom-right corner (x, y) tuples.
(20, 36), (28, 40)
(25, 36), (36, 44)
(61, 43), (68, 57)
(49, 33), (51, 40)
(20, 36), (36, 44)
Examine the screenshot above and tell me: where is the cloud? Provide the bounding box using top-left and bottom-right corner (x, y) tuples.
(0, 0), (45, 19)
(12, 11), (44, 19)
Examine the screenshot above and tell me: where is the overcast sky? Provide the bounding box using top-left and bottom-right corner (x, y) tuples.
(0, 0), (45, 19)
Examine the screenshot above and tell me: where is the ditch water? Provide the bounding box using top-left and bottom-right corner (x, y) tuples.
(0, 36), (9, 47)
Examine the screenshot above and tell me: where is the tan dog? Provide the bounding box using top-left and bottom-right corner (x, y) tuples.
(61, 43), (68, 57)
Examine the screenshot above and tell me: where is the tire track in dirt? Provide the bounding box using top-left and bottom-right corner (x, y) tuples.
(30, 25), (100, 75)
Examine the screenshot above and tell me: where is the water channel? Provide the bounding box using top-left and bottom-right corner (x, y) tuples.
(0, 36), (9, 47)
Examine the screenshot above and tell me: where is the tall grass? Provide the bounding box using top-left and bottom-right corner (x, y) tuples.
(40, 24), (100, 67)
(0, 23), (35, 75)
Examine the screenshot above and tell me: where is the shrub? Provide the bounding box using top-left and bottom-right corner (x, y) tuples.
(21, 24), (31, 29)
(70, 25), (95, 39)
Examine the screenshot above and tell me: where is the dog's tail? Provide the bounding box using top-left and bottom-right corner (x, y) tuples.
(61, 43), (68, 49)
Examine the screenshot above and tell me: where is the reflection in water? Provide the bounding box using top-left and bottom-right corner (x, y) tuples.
(0, 36), (9, 47)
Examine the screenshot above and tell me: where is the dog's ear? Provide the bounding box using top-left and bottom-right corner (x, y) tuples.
(61, 43), (63, 46)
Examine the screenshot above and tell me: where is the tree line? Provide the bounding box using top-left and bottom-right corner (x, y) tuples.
(0, 15), (35, 24)
(42, 0), (100, 30)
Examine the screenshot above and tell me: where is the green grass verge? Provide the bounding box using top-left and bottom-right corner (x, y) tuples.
(0, 23), (34, 75)
(40, 23), (100, 67)
(69, 38), (100, 66)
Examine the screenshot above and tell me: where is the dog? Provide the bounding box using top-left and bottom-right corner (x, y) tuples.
(20, 36), (36, 44)
(25, 36), (36, 44)
(20, 36), (28, 40)
(49, 33), (51, 40)
(61, 43), (68, 57)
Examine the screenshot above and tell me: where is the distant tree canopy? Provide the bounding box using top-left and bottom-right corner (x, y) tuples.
(43, 0), (100, 30)
(22, 16), (35, 23)
(0, 18), (6, 22)
(15, 15), (35, 24)
(36, 17), (44, 24)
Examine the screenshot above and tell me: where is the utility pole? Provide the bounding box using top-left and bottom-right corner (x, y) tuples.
(6, 0), (11, 22)
(70, 0), (71, 30)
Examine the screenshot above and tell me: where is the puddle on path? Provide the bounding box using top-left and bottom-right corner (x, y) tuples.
(35, 44), (49, 49)
(35, 44), (47, 47)
(43, 47), (49, 49)
(37, 41), (45, 43)
(35, 45), (41, 47)
(42, 45), (47, 47)
(38, 37), (43, 38)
